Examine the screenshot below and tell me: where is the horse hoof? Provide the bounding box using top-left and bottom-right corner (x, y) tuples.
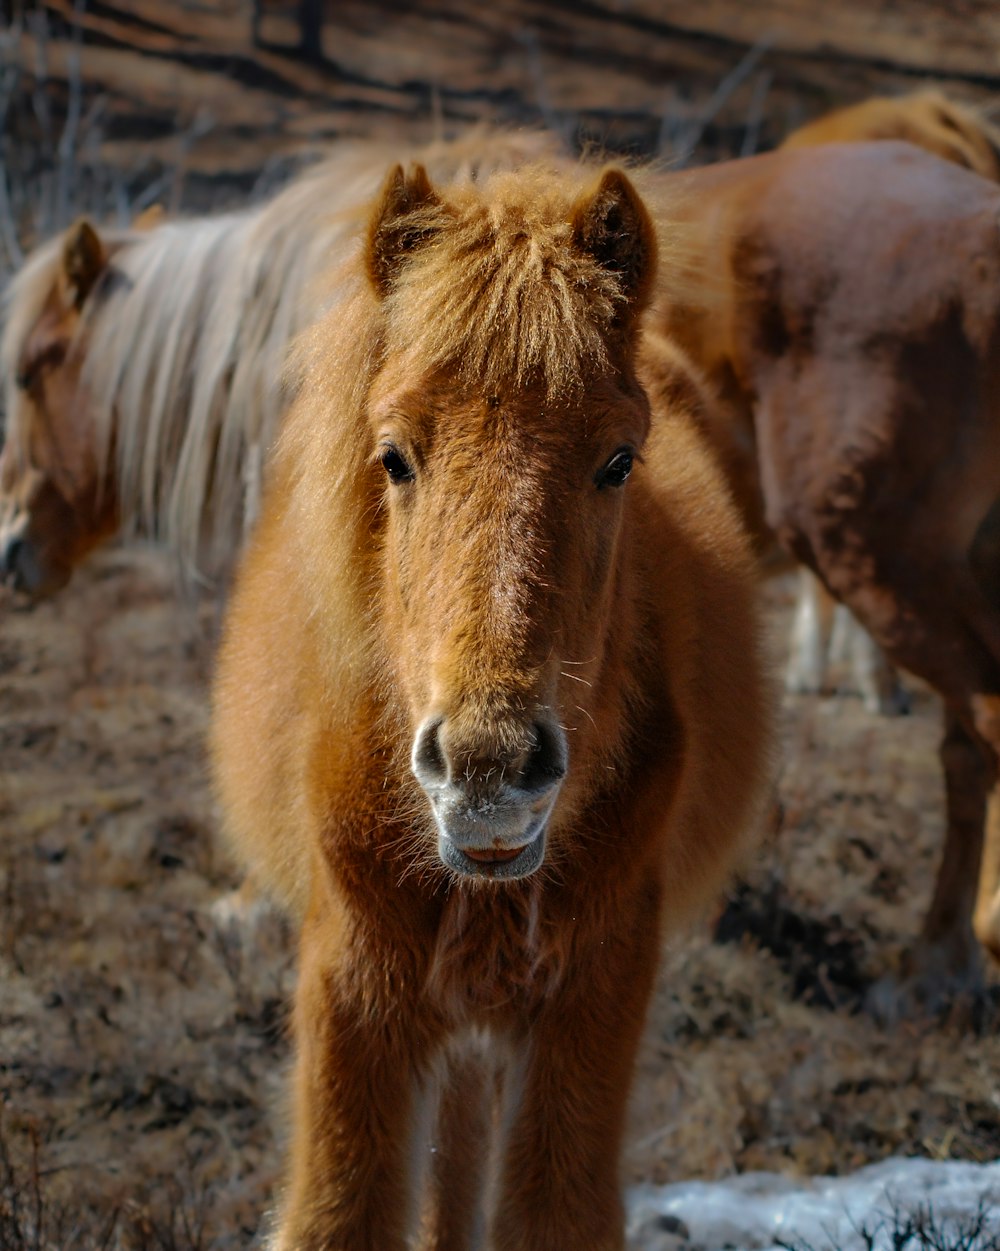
(864, 953), (984, 1025)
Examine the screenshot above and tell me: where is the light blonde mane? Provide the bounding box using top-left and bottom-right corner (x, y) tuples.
(1, 129), (562, 584)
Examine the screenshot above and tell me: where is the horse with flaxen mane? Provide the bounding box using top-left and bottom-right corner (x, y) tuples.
(0, 130), (556, 595)
(652, 140), (1000, 1012)
(211, 162), (772, 1249)
(779, 90), (1000, 711)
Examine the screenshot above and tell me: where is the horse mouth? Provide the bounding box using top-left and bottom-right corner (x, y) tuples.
(462, 844), (527, 865)
(439, 830), (546, 881)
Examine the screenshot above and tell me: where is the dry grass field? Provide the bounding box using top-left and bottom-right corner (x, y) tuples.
(1, 550), (998, 1248)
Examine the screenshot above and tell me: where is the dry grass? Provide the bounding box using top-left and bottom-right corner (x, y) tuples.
(1, 554), (998, 1247)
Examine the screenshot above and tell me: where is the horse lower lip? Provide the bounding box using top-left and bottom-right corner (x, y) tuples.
(462, 845), (527, 864)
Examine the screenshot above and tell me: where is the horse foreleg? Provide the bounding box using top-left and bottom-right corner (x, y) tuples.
(274, 923), (436, 1251)
(490, 892), (660, 1251)
(416, 1045), (494, 1251)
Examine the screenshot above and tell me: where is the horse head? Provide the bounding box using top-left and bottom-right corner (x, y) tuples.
(0, 219), (118, 595)
(359, 162), (657, 881)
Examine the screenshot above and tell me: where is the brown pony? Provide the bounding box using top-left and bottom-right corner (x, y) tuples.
(211, 162), (772, 1249)
(0, 130), (557, 594)
(779, 91), (1000, 710)
(652, 140), (1000, 1009)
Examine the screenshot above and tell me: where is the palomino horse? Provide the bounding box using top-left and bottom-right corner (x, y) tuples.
(780, 91), (1000, 710)
(0, 130), (556, 594)
(211, 163), (772, 1249)
(654, 140), (1000, 1009)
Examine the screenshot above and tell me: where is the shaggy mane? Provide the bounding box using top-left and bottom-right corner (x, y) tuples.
(380, 163), (695, 401)
(386, 166), (620, 400)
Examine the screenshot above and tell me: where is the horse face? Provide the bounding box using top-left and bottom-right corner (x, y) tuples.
(365, 164), (655, 881)
(0, 221), (115, 595)
(371, 373), (649, 880)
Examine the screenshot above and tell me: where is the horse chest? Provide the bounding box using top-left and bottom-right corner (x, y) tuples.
(426, 887), (564, 1021)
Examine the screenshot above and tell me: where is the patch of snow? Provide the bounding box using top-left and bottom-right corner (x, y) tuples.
(627, 1157), (1000, 1251)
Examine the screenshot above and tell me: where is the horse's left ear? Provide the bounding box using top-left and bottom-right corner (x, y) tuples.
(366, 162), (442, 297)
(571, 169), (657, 321)
(61, 218), (108, 310)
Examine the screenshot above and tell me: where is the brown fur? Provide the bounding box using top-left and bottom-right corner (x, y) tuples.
(781, 90), (1000, 182)
(652, 140), (1000, 1008)
(212, 163), (772, 1248)
(781, 91), (1000, 714)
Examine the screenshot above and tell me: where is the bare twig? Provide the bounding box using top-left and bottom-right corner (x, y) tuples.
(662, 34), (775, 164)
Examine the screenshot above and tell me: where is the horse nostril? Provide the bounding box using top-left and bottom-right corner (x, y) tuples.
(412, 716), (448, 788)
(521, 720), (568, 794)
(0, 536), (24, 581)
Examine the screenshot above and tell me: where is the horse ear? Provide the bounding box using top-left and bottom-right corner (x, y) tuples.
(61, 218), (107, 310)
(571, 168), (656, 321)
(366, 162), (441, 297)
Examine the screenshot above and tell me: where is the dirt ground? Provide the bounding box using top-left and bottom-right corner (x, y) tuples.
(1, 547), (998, 1248)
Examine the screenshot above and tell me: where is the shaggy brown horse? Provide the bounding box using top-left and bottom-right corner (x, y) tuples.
(779, 91), (1000, 710)
(654, 140), (1000, 1009)
(211, 163), (772, 1249)
(0, 130), (556, 594)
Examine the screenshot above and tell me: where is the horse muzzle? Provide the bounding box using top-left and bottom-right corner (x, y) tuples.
(0, 530), (66, 597)
(411, 715), (568, 881)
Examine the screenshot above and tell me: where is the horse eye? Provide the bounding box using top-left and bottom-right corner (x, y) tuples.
(595, 448), (634, 489)
(380, 446), (414, 484)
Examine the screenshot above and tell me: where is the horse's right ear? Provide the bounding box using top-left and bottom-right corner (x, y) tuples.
(366, 163), (442, 297)
(61, 219), (107, 310)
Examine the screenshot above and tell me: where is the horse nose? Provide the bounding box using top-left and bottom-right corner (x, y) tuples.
(0, 535), (24, 584)
(412, 715), (568, 796)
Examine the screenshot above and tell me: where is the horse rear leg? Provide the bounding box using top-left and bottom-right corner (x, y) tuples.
(807, 563), (1000, 1007)
(918, 708), (990, 991)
